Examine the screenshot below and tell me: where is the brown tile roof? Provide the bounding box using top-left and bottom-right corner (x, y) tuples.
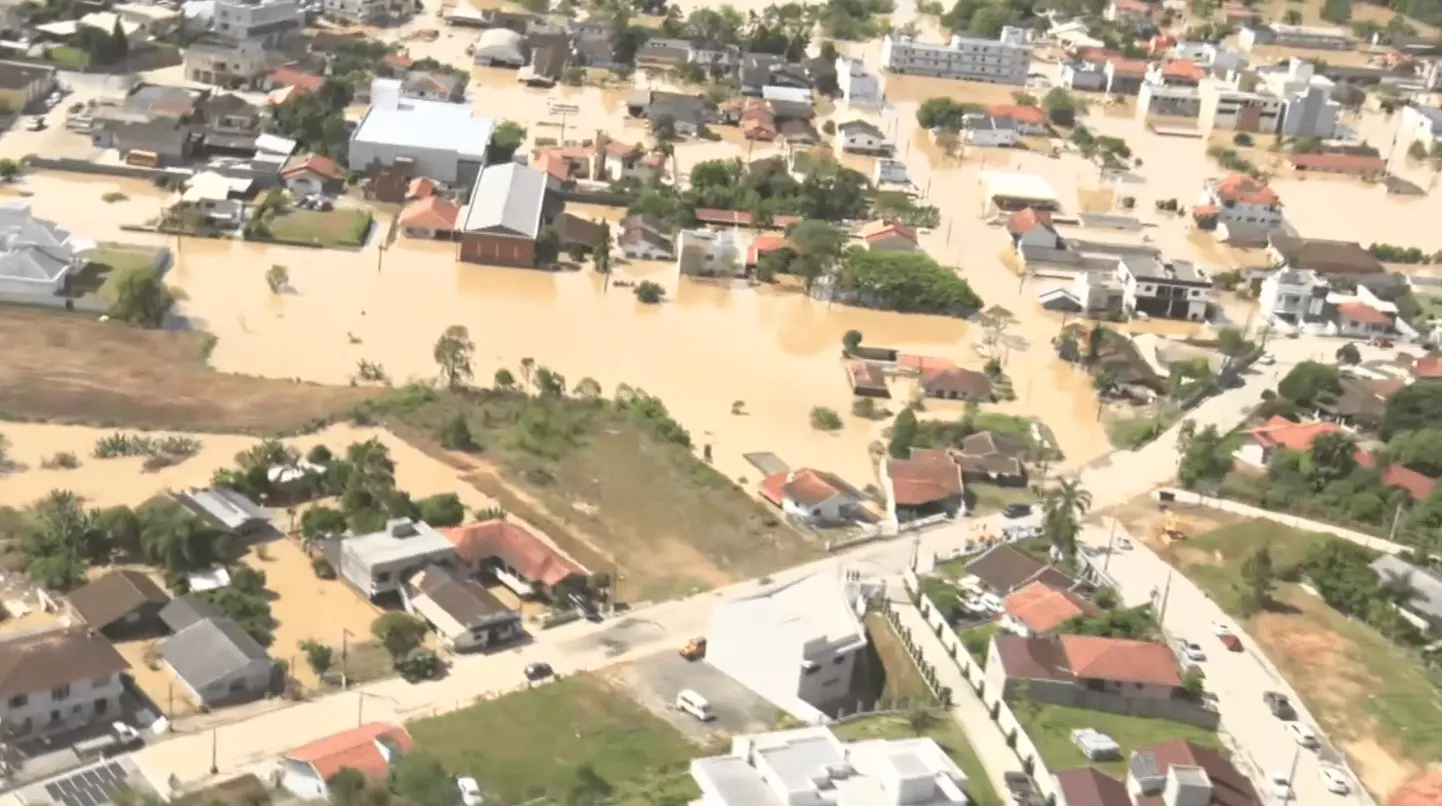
(1054, 767), (1130, 806)
(281, 153), (344, 181)
(407, 177), (435, 200)
(1383, 464), (1437, 500)
(847, 361), (889, 392)
(859, 219), (918, 245)
(1162, 58), (1204, 81)
(1248, 415), (1341, 452)
(1389, 772), (1442, 806)
(1004, 580), (1097, 633)
(1134, 739), (1260, 806)
(1288, 152), (1387, 174)
(1336, 300), (1394, 326)
(989, 104), (1047, 126)
(442, 520), (585, 587)
(965, 544), (1051, 592)
(1410, 355), (1442, 379)
(886, 450), (963, 506)
(1214, 173), (1279, 205)
(992, 632), (1071, 679)
(270, 66), (324, 93)
(695, 209), (753, 226)
(919, 366), (993, 398)
(1007, 207), (1055, 235)
(286, 723), (413, 782)
(399, 196), (460, 231)
(0, 627), (130, 698)
(408, 565), (514, 626)
(760, 469), (863, 508)
(1269, 235), (1383, 275)
(1061, 634), (1183, 686)
(67, 570), (169, 629)
(747, 233), (791, 265)
(1107, 57), (1149, 76)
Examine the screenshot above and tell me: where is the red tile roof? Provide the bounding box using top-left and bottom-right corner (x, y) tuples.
(1336, 300), (1394, 326)
(1007, 207), (1055, 235)
(407, 177), (435, 200)
(919, 366), (993, 398)
(1214, 173), (1280, 205)
(747, 233), (790, 265)
(1162, 58), (1204, 81)
(989, 104), (1047, 127)
(886, 450), (963, 506)
(1060, 634), (1183, 687)
(281, 153), (343, 181)
(1135, 739), (1260, 806)
(695, 209), (753, 226)
(860, 219), (919, 245)
(1410, 355), (1442, 379)
(759, 469), (861, 508)
(441, 520), (584, 587)
(270, 66), (324, 93)
(1004, 581), (1097, 633)
(898, 354), (955, 373)
(1389, 772), (1442, 806)
(399, 196), (460, 231)
(1054, 767), (1130, 806)
(1111, 0), (1152, 13)
(1248, 416), (1340, 451)
(1108, 58), (1150, 76)
(286, 723), (413, 782)
(1288, 152), (1387, 174)
(1384, 464), (1437, 500)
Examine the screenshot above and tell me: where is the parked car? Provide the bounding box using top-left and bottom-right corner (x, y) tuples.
(524, 662), (553, 681)
(1263, 691), (1296, 720)
(1320, 765), (1351, 795)
(675, 689), (715, 722)
(1286, 722), (1320, 749)
(1268, 771), (1294, 801)
(457, 776), (484, 806)
(1176, 639), (1206, 662)
(1002, 503), (1032, 519)
(1210, 620), (1231, 635)
(680, 637), (707, 661)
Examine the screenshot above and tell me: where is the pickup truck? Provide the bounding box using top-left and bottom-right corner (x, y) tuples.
(74, 722), (143, 760)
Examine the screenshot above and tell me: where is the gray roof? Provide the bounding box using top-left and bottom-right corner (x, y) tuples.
(1411, 105), (1442, 133)
(352, 78), (493, 161)
(1119, 255), (1208, 285)
(838, 119), (885, 137)
(410, 564), (515, 626)
(161, 616), (271, 690)
(171, 486), (269, 532)
(460, 162), (548, 238)
(123, 83), (206, 118)
(159, 595), (225, 632)
(690, 757), (782, 806)
(343, 518), (455, 567)
(0, 61), (53, 91)
(0, 202), (88, 284)
(1371, 555), (1442, 620)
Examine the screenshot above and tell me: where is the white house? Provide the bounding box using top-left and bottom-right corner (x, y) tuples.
(706, 573), (870, 722)
(281, 723), (413, 800)
(0, 201), (94, 297)
(961, 114), (1018, 147)
(1259, 267), (1329, 325)
(873, 157), (909, 186)
(1403, 104), (1442, 147)
(0, 628), (129, 739)
(337, 518), (458, 599)
(1115, 255), (1212, 321)
(759, 468), (867, 525)
(1329, 285), (1399, 339)
(690, 726), (969, 806)
(836, 119), (889, 154)
(677, 229), (742, 276)
(836, 57), (884, 106)
(1196, 172), (1283, 228)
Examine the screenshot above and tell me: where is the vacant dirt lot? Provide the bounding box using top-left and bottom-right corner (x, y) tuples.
(0, 309), (376, 434)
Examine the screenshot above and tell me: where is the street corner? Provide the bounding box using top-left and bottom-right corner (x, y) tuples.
(599, 651), (778, 743)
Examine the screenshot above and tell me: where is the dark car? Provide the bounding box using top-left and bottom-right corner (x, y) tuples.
(1002, 503), (1032, 519)
(1263, 691), (1296, 720)
(524, 662), (554, 681)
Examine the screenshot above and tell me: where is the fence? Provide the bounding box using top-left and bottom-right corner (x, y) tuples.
(27, 156), (177, 181)
(1024, 679), (1220, 729)
(1156, 488), (1404, 554)
(872, 595), (954, 708)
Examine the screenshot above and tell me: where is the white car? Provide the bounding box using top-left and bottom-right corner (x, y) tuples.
(457, 776), (484, 806)
(1210, 620), (1231, 636)
(1286, 722), (1320, 749)
(1177, 640), (1206, 662)
(1269, 772), (1294, 801)
(1320, 765), (1351, 795)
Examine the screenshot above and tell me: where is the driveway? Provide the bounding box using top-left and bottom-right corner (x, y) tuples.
(602, 653), (777, 742)
(1079, 521), (1369, 806)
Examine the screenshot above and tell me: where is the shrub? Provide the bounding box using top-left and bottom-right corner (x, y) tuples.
(810, 406), (843, 430)
(1232, 132), (1254, 147)
(635, 280), (665, 304)
(415, 493), (466, 527)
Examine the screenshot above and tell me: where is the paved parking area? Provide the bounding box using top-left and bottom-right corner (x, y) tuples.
(603, 651), (777, 741)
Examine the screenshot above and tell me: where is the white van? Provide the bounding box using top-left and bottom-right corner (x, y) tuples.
(676, 690), (715, 722)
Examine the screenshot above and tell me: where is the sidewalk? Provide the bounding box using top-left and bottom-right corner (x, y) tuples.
(892, 602), (1021, 801)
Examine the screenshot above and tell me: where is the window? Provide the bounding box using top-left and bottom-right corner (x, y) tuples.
(8, 694), (26, 708)
(374, 570), (392, 582)
(834, 655), (847, 664)
(94, 699), (108, 716)
(51, 684), (70, 701)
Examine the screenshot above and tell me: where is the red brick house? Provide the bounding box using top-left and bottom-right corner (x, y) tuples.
(458, 163), (550, 268)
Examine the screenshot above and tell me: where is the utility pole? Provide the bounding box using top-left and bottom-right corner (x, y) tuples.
(209, 728), (218, 775)
(1385, 501), (1403, 549)
(340, 628), (350, 689)
(1103, 520), (1117, 573)
(1156, 568), (1175, 624)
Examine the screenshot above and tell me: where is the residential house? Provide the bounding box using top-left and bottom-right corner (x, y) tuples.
(1127, 739), (1262, 806)
(472, 28), (525, 66)
(0, 62), (55, 113)
(1105, 0), (1154, 23)
(860, 219), (918, 251)
(747, 233), (790, 267)
(847, 361), (891, 398)
(1266, 234), (1385, 278)
(398, 195), (461, 239)
(280, 153), (344, 195)
(401, 69), (466, 102)
(1054, 767), (1132, 806)
(170, 486), (270, 536)
(552, 213), (607, 256)
(739, 100), (778, 141)
(836, 119), (889, 154)
(962, 115), (1019, 147)
(881, 448), (965, 519)
(1320, 376), (1402, 429)
(619, 214), (674, 260)
(1288, 152), (1387, 178)
(193, 92), (265, 154)
(874, 158), (909, 186)
(441, 518), (587, 598)
(989, 103), (1048, 135)
(406, 565), (523, 652)
(759, 469), (868, 525)
(160, 613), (276, 708)
(1007, 208), (1060, 250)
(707, 573), (870, 721)
(1329, 289), (1399, 339)
(1197, 84), (1285, 134)
(323, 0), (410, 23)
(209, 0), (300, 44)
(1001, 580), (1097, 637)
(280, 723), (413, 800)
(635, 37), (693, 69)
(349, 78), (494, 186)
(176, 171), (251, 228)
(1105, 59), (1148, 96)
(1371, 555), (1442, 627)
(965, 544), (1073, 594)
(1403, 104), (1442, 146)
(65, 571), (171, 640)
(0, 202), (93, 298)
(265, 63), (325, 96)
(1238, 20), (1354, 51)
(1060, 59), (1108, 91)
(458, 162), (551, 268)
(918, 366), (994, 401)
(185, 38), (278, 89)
(985, 633), (1184, 702)
(1195, 173), (1283, 229)
(677, 229), (743, 276)
(689, 726), (969, 806)
(880, 28), (1030, 85)
(836, 57), (884, 106)
(740, 53), (809, 96)
(1233, 416), (1353, 467)
(337, 518), (458, 599)
(957, 430), (1028, 485)
(0, 628), (130, 738)
(532, 133), (664, 185)
(626, 90), (711, 136)
(1116, 255), (1212, 321)
(1259, 267), (1329, 325)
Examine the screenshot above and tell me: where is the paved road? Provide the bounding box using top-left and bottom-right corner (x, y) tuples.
(1081, 520), (1370, 806)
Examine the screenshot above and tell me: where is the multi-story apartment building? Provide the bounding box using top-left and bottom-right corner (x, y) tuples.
(323, 0), (411, 23)
(1259, 267), (1329, 324)
(836, 57), (883, 106)
(1116, 255), (1212, 321)
(1199, 82), (1285, 132)
(211, 0), (302, 45)
(880, 26), (1030, 85)
(1403, 104), (1442, 146)
(1239, 21), (1355, 51)
(0, 627), (130, 739)
(183, 37), (277, 88)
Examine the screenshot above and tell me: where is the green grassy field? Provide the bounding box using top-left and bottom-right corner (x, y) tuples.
(70, 247), (163, 302)
(266, 208), (372, 247)
(833, 714), (1002, 806)
(864, 613), (939, 704)
(1015, 703), (1222, 779)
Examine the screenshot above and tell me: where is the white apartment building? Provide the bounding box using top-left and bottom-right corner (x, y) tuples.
(210, 0), (301, 44)
(1403, 104), (1442, 146)
(1198, 81), (1285, 133)
(1171, 41), (1246, 72)
(1197, 173), (1283, 228)
(1238, 22), (1355, 51)
(691, 726), (969, 806)
(880, 27), (1030, 85)
(1258, 59), (1340, 138)
(0, 628), (130, 739)
(1259, 267), (1329, 324)
(323, 0), (409, 23)
(706, 573), (870, 722)
(1116, 255), (1212, 321)
(677, 229), (743, 276)
(836, 57), (883, 107)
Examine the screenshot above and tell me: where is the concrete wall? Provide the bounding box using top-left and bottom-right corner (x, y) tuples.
(1155, 488), (1404, 555)
(1022, 679), (1221, 729)
(0, 673), (124, 738)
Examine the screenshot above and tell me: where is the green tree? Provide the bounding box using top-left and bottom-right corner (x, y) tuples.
(1182, 666), (1205, 698)
(300, 506), (347, 540)
(1238, 544), (1275, 614)
(889, 408), (918, 458)
(1278, 361), (1341, 408)
(635, 280), (665, 303)
(490, 121), (527, 161)
(371, 612), (428, 660)
(842, 329), (863, 354)
(1178, 424), (1233, 489)
(810, 406), (843, 430)
(433, 325), (475, 388)
(1215, 326), (1254, 374)
(327, 769), (368, 806)
(265, 264), (289, 294)
(1408, 140), (1429, 161)
(1042, 478), (1092, 559)
(1303, 431), (1357, 488)
(0, 159), (20, 181)
(415, 493), (466, 527)
(300, 639), (333, 679)
(437, 413), (475, 450)
(108, 266), (174, 327)
(493, 367), (516, 390)
(1335, 342), (1361, 365)
(1320, 0), (1350, 23)
(1382, 382), (1442, 438)
(565, 762), (612, 806)
(1387, 429), (1442, 476)
(109, 19), (128, 61)
(389, 751), (455, 806)
(592, 222), (612, 274)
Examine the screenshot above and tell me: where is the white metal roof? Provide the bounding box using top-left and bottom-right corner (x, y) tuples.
(982, 171), (1059, 204)
(460, 162), (548, 239)
(712, 572), (867, 654)
(352, 82), (494, 161)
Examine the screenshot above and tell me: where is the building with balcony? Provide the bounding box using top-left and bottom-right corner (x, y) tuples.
(880, 27), (1030, 84)
(1116, 255), (1212, 321)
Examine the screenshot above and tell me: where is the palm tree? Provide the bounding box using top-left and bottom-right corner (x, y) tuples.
(140, 506), (210, 573)
(1042, 478), (1093, 559)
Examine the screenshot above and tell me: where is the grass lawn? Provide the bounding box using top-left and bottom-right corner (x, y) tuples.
(45, 46), (90, 69)
(834, 714), (1003, 806)
(265, 208), (373, 247)
(959, 622), (1000, 664)
(864, 613), (938, 704)
(969, 483), (1034, 516)
(1015, 703), (1222, 779)
(1158, 518), (1331, 615)
(408, 675), (702, 805)
(70, 247), (162, 302)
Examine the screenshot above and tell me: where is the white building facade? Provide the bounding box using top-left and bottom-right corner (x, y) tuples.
(837, 57), (884, 106)
(210, 0), (301, 44)
(1259, 268), (1329, 324)
(880, 27), (1030, 84)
